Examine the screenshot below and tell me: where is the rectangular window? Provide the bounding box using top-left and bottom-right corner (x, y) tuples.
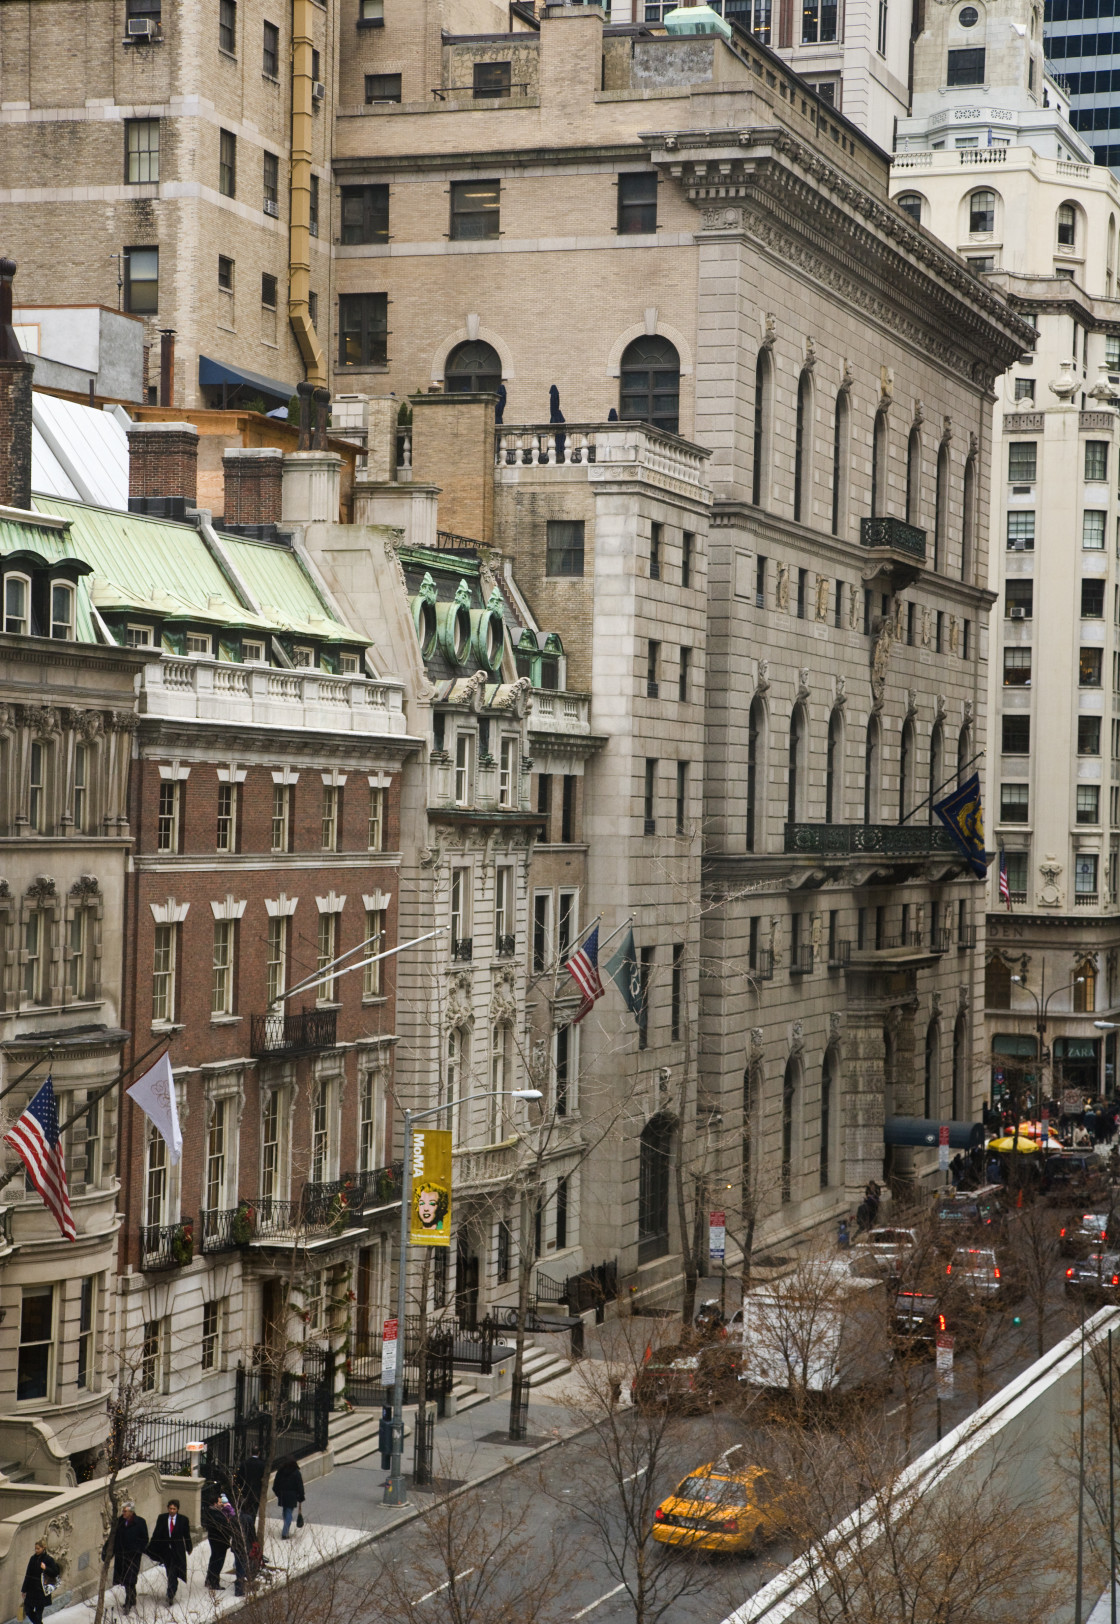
(1005, 580), (1033, 618)
(935, 610), (944, 652)
(675, 761), (688, 835)
(834, 580), (844, 628)
(1084, 510), (1107, 550)
(368, 784), (386, 850)
(545, 520), (584, 578)
(146, 1132), (167, 1231)
(206, 1098), (227, 1212)
(681, 531), (693, 589)
(18, 1288), (54, 1403)
(260, 1089), (281, 1200)
(494, 868), (511, 951)
(646, 640), (660, 699)
(1003, 647), (1032, 686)
(1007, 512), (1035, 550)
(321, 783), (339, 849)
(28, 740), (43, 833)
(1076, 853), (1099, 896)
(339, 292), (388, 367)
(141, 1319), (165, 1393)
(219, 0), (236, 51)
(4, 575), (29, 635)
(1081, 648), (1104, 686)
(450, 179), (500, 241)
(1001, 715), (1030, 754)
(359, 1071), (382, 1171)
(260, 272), (278, 309)
(76, 1276), (95, 1390)
(364, 72), (402, 102)
(638, 946), (653, 1050)
(127, 0), (162, 16)
(796, 567), (807, 619)
(450, 868), (470, 950)
(263, 19), (279, 74)
(68, 908), (88, 999)
(499, 737), (517, 808)
(473, 59), (511, 97)
(309, 173), (319, 238)
(341, 184), (390, 244)
(454, 734), (473, 806)
(1086, 441), (1110, 482)
(1005, 851), (1028, 898)
(263, 150), (279, 212)
(557, 889), (577, 962)
(670, 942), (684, 1041)
(84, 1096), (101, 1187)
(201, 1300), (222, 1372)
(533, 892), (551, 974)
(363, 909), (385, 996)
(1078, 785), (1101, 824)
(497, 1219), (511, 1284)
(963, 619), (971, 659)
(211, 920), (235, 1015)
(554, 1025), (570, 1118)
(1008, 442), (1037, 483)
(749, 915), (759, 970)
(124, 247), (158, 314)
(755, 556), (767, 608)
(317, 912), (337, 1001)
(1014, 377), (1035, 401)
(1000, 783), (1030, 822)
(219, 129), (236, 197)
(1078, 716), (1101, 755)
(23, 911), (43, 1004)
(1082, 578), (1106, 618)
(216, 782), (237, 851)
(650, 522), (663, 581)
(152, 924), (176, 1022)
(947, 46), (986, 85)
(271, 783), (290, 851)
(217, 255), (235, 293)
(679, 646), (691, 703)
(126, 118), (160, 183)
(877, 0), (888, 51)
(643, 758), (657, 834)
(536, 774), (552, 841)
(618, 171), (658, 234)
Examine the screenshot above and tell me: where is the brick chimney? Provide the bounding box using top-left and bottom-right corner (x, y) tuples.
(127, 421), (199, 520)
(0, 258), (34, 511)
(222, 447), (284, 530)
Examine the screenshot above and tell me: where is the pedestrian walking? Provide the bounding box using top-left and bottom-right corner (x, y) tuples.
(272, 1455), (305, 1540)
(147, 1498), (192, 1604)
(104, 1502), (149, 1615)
(21, 1540), (59, 1624)
(202, 1486), (236, 1591)
(235, 1447), (266, 1517)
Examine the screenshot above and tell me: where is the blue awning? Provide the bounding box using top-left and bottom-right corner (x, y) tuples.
(198, 354), (297, 404)
(885, 1117), (985, 1150)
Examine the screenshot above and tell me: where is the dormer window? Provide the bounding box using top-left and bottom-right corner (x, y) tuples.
(242, 639), (266, 663)
(340, 652), (360, 674)
(50, 583), (75, 640)
(186, 632), (211, 655)
(125, 624), (153, 647)
(292, 645), (314, 667)
(4, 575), (30, 635)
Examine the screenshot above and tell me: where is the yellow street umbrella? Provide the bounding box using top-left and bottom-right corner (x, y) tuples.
(988, 1135), (1042, 1154)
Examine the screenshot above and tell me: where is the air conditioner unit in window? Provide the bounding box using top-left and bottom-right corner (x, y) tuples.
(1009, 606), (1027, 619)
(127, 18), (155, 37)
(263, 198), (279, 217)
(1012, 538), (1027, 551)
(313, 80), (326, 100)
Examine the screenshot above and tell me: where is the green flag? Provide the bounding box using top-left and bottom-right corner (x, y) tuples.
(605, 927), (642, 1024)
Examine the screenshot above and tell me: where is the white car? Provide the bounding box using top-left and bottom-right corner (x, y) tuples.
(848, 1228), (918, 1280)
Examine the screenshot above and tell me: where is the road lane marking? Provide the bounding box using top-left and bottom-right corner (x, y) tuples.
(413, 1568), (475, 1604)
(572, 1583), (626, 1618)
(622, 1466), (647, 1483)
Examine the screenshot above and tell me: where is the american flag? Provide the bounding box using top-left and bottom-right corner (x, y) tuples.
(566, 924), (604, 1025)
(998, 849), (1011, 910)
(5, 1077), (76, 1242)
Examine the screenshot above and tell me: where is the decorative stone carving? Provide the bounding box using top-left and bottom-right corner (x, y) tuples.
(934, 693), (947, 724)
(969, 430), (980, 459)
(776, 563), (790, 610)
(829, 1010), (843, 1043)
(111, 710), (138, 733)
(839, 361), (854, 395)
(811, 913), (823, 950)
(1038, 857), (1063, 908)
(921, 609), (932, 650)
(931, 990), (942, 1018)
(949, 616), (960, 654)
(847, 584), (858, 629)
(963, 699), (974, 726)
(790, 1020), (804, 1057)
(26, 875), (56, 903)
(760, 313), (777, 351)
(77, 709), (104, 742)
(871, 609), (895, 709)
(834, 675), (847, 709)
(755, 659), (771, 695)
(24, 705), (60, 739)
(905, 689), (918, 720)
(419, 845), (442, 870)
(0, 879), (10, 900)
(940, 415), (953, 445)
(749, 1027), (765, 1063)
(795, 668), (811, 703)
(701, 205), (744, 230)
(815, 574), (829, 621)
(804, 337), (817, 372)
(958, 984), (970, 1014)
(69, 875), (100, 899)
(1049, 358), (1079, 400)
(490, 969), (517, 1026)
(445, 970), (474, 1029)
(913, 401), (925, 427)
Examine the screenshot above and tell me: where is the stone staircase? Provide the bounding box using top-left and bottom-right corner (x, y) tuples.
(518, 1337), (573, 1389)
(0, 1460), (33, 1484)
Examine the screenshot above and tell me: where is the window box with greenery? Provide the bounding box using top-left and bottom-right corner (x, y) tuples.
(231, 1199), (256, 1246)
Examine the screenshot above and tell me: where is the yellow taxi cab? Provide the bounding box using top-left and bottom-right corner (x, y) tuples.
(651, 1449), (792, 1555)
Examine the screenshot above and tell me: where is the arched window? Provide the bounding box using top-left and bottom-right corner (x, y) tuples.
(952, 1010), (967, 1119)
(1074, 958), (1096, 1014)
(832, 389), (850, 538)
(957, 721), (972, 784)
(794, 369), (813, 524)
(891, 718), (909, 822)
(619, 335), (680, 433)
(864, 715), (881, 823)
(781, 1058), (798, 1204)
(969, 189), (996, 234)
(871, 410), (889, 518)
(752, 349), (773, 508)
(1057, 201), (1077, 249)
(4, 573), (31, 635)
(788, 705), (807, 825)
(747, 695), (767, 852)
(826, 708), (843, 824)
(637, 1114), (673, 1262)
(934, 442), (949, 572)
(928, 723), (944, 825)
(924, 1019), (940, 1117)
(906, 426), (921, 526)
(897, 192), (924, 225)
(445, 340), (502, 394)
(820, 1049), (838, 1189)
(961, 453), (976, 582)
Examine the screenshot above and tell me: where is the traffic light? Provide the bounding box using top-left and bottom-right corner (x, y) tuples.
(378, 1405), (394, 1469)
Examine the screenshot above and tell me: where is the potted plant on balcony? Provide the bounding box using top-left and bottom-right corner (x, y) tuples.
(171, 1220), (194, 1267)
(232, 1199), (256, 1247)
(328, 1189), (351, 1234)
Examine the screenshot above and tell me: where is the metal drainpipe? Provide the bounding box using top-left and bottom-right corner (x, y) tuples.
(289, 0), (326, 387)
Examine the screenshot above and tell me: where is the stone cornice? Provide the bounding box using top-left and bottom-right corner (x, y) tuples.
(136, 717), (424, 762)
(331, 141), (644, 178)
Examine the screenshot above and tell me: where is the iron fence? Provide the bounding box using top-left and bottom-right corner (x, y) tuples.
(250, 1007), (338, 1058)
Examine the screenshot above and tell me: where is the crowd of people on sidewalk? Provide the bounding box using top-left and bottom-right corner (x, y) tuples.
(98, 1451), (306, 1613)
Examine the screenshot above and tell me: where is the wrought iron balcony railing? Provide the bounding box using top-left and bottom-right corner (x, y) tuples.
(140, 1219), (194, 1271)
(452, 937), (474, 961)
(750, 948), (774, 981)
(789, 945), (815, 975)
(860, 516), (927, 561)
(784, 823), (959, 857)
(250, 1007), (338, 1058)
(495, 933), (516, 958)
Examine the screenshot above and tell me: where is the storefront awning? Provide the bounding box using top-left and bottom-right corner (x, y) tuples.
(198, 354), (296, 404)
(884, 1116), (985, 1150)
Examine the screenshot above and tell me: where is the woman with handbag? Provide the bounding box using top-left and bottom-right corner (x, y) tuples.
(22, 1540), (59, 1624)
(271, 1456), (305, 1539)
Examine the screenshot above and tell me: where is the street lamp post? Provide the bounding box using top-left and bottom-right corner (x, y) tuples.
(383, 1086), (542, 1507)
(1009, 973), (1086, 1123)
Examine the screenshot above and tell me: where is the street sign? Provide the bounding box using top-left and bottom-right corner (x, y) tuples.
(1063, 1089), (1084, 1117)
(380, 1317), (399, 1385)
(936, 1332), (954, 1399)
(709, 1211), (726, 1263)
(938, 1124), (950, 1171)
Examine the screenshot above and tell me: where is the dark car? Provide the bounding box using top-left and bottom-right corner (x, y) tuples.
(632, 1342), (738, 1415)
(1065, 1252), (1120, 1303)
(1043, 1154), (1105, 1205)
(1058, 1212), (1114, 1259)
(892, 1290), (980, 1357)
(931, 1186), (1006, 1247)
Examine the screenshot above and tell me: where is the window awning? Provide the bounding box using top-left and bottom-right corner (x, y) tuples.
(992, 1034), (1038, 1057)
(198, 354), (296, 404)
(884, 1117), (985, 1151)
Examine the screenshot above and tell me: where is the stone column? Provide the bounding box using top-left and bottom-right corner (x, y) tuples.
(843, 1008), (889, 1199)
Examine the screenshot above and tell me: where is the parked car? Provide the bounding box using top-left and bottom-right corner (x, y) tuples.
(631, 1342), (737, 1415)
(1064, 1252), (1120, 1303)
(848, 1227), (919, 1282)
(1043, 1152), (1104, 1202)
(652, 1448), (796, 1555)
(1058, 1212), (1114, 1259)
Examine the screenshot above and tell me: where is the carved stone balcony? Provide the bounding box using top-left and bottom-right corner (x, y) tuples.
(453, 1135), (521, 1193)
(143, 654), (408, 736)
(859, 516), (926, 590)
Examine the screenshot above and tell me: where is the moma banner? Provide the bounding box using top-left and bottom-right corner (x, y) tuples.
(410, 1128), (452, 1247)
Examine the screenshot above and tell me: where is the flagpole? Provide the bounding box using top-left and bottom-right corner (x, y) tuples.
(279, 927), (447, 1004)
(897, 749), (986, 827)
(0, 1047), (58, 1109)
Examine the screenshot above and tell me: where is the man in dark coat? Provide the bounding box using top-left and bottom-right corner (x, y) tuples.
(22, 1540), (60, 1624)
(202, 1486), (236, 1591)
(147, 1498), (192, 1603)
(235, 1447), (266, 1516)
(106, 1502), (149, 1614)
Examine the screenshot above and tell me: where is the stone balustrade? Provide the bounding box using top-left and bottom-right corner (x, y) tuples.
(142, 654), (408, 735)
